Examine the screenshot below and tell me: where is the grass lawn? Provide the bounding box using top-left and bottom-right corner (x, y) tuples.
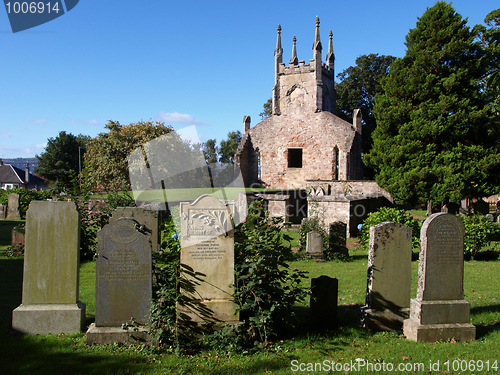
(0, 221), (499, 374)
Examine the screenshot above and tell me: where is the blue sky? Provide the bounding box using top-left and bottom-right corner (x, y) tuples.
(0, 0), (498, 158)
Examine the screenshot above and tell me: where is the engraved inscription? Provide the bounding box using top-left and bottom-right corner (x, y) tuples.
(430, 222), (462, 262)
(189, 239), (226, 261)
(100, 248), (149, 280)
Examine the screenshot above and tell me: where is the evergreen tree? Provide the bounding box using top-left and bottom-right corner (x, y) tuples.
(336, 54), (395, 178)
(366, 2), (500, 205)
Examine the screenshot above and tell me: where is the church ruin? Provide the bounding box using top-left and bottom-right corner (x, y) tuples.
(235, 18), (391, 236)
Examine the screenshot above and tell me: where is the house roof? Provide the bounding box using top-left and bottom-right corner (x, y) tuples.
(0, 164), (46, 184)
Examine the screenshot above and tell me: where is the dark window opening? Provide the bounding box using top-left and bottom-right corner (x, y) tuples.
(288, 148), (303, 168)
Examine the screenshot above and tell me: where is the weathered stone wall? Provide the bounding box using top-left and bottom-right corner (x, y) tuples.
(308, 196), (389, 238)
(236, 112), (363, 189)
(307, 180), (393, 202)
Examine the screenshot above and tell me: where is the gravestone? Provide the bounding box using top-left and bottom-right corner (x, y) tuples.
(12, 201), (85, 334)
(306, 231), (323, 258)
(442, 202), (460, 215)
(11, 226), (25, 246)
(178, 194), (238, 323)
(472, 199), (489, 215)
(0, 204), (6, 219)
(403, 213), (475, 342)
(6, 193), (21, 220)
(309, 276), (338, 330)
(87, 213), (153, 345)
(360, 222), (412, 331)
(329, 221), (348, 258)
(109, 207), (159, 253)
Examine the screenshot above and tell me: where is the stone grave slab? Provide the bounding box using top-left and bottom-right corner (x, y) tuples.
(178, 194), (238, 323)
(403, 213), (475, 342)
(306, 231), (323, 258)
(309, 276), (338, 331)
(12, 201), (85, 334)
(87, 214), (153, 345)
(360, 222), (412, 331)
(0, 204), (6, 219)
(329, 221), (348, 258)
(6, 193), (21, 220)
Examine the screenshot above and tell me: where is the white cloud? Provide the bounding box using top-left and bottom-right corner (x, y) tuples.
(70, 119), (101, 126)
(156, 112), (207, 126)
(0, 133), (12, 138)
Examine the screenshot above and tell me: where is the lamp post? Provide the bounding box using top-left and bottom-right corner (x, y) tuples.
(78, 146), (85, 191)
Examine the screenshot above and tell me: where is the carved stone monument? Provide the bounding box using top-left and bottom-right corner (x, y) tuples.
(6, 193), (21, 220)
(306, 231), (323, 258)
(179, 194), (238, 323)
(360, 222), (412, 331)
(86, 212), (153, 345)
(403, 213), (475, 342)
(12, 201), (85, 334)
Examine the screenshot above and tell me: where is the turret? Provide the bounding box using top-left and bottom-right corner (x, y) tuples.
(313, 16), (323, 112)
(273, 25), (283, 116)
(290, 35), (298, 65)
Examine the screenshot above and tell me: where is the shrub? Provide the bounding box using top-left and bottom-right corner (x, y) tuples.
(231, 201), (308, 348)
(149, 211), (181, 350)
(358, 207), (422, 250)
(0, 188), (53, 218)
(459, 215), (500, 259)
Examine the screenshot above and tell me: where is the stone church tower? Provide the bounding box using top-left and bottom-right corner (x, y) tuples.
(235, 18), (363, 189)
(273, 17), (336, 117)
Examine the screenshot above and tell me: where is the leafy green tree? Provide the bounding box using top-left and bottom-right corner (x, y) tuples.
(35, 131), (89, 191)
(336, 54), (395, 178)
(83, 120), (173, 191)
(203, 139), (219, 163)
(259, 98), (272, 120)
(366, 2), (500, 205)
(219, 131), (242, 164)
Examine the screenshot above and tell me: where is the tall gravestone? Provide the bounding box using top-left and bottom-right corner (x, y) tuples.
(179, 194), (238, 323)
(6, 193), (21, 220)
(12, 201), (85, 334)
(403, 213), (475, 342)
(360, 222), (412, 331)
(0, 203), (6, 219)
(87, 210), (153, 345)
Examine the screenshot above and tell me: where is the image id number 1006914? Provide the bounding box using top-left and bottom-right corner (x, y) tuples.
(5, 2), (61, 14)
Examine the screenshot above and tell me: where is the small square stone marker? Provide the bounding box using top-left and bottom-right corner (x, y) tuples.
(12, 201), (85, 334)
(403, 213), (475, 342)
(306, 231), (323, 258)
